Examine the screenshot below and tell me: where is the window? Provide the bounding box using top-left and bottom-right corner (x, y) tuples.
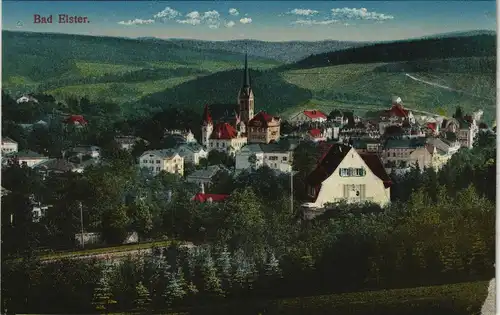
(156, 160), (161, 164)
(142, 159), (147, 163)
(282, 157), (288, 162)
(339, 168), (366, 177)
(392, 153), (396, 157)
(269, 156), (278, 161)
(156, 167), (161, 171)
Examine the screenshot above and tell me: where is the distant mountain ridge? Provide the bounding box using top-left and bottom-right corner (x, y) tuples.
(283, 33), (496, 70)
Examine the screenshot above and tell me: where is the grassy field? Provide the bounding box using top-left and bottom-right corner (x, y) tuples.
(152, 281), (488, 314)
(280, 59), (495, 121)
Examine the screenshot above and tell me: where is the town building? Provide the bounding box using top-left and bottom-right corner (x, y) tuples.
(235, 140), (298, 173)
(139, 149), (184, 177)
(1, 137), (18, 154)
(186, 165), (227, 187)
(378, 97), (416, 134)
(34, 159), (81, 178)
(304, 143), (392, 209)
(68, 145), (101, 159)
(441, 112), (480, 149)
(247, 111), (281, 144)
(176, 143), (208, 165)
(207, 122), (247, 156)
(305, 128), (328, 142)
(289, 110), (328, 125)
(3, 150), (50, 168)
(381, 138), (434, 172)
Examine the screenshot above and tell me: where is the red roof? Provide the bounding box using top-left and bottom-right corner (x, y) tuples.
(248, 111), (279, 127)
(309, 128), (322, 138)
(64, 115), (87, 125)
(304, 110), (327, 119)
(192, 193), (230, 203)
(386, 103), (409, 118)
(427, 123), (437, 131)
(210, 122), (238, 140)
(202, 104), (212, 124)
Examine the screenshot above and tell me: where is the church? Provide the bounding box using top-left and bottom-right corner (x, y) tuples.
(201, 54), (281, 156)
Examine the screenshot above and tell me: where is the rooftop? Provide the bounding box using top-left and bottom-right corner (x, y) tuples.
(187, 165), (226, 180)
(303, 110), (327, 120)
(5, 149), (47, 159)
(192, 193), (230, 203)
(141, 149), (179, 159)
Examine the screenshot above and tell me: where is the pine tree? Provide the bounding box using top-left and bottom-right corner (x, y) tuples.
(91, 267), (117, 314)
(162, 268), (187, 307)
(216, 245), (233, 292)
(133, 281), (151, 313)
(201, 253), (224, 297)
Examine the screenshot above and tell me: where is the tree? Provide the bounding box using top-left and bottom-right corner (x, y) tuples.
(200, 254), (224, 298)
(264, 250), (281, 277)
(133, 281), (151, 313)
(101, 205), (130, 244)
(162, 268), (187, 307)
(215, 245), (233, 292)
(92, 268), (117, 314)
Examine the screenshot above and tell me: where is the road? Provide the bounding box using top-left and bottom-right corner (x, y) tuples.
(405, 73), (494, 101)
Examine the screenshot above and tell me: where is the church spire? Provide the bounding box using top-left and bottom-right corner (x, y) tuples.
(242, 53), (250, 88)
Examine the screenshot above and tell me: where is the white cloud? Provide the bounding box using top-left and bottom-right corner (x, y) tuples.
(229, 8), (239, 16)
(288, 9), (319, 16)
(239, 17), (252, 24)
(176, 10), (222, 28)
(292, 19), (338, 26)
(177, 11), (202, 25)
(154, 7), (181, 20)
(118, 18), (155, 25)
(225, 21), (236, 28)
(330, 7), (394, 21)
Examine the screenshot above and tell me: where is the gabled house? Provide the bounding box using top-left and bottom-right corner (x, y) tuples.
(208, 122), (247, 156)
(34, 158), (80, 178)
(186, 164), (226, 187)
(3, 150), (49, 168)
(289, 110), (328, 125)
(1, 137), (18, 154)
(305, 143), (391, 208)
(176, 143), (208, 165)
(247, 111), (281, 144)
(305, 128), (327, 143)
(139, 149), (184, 176)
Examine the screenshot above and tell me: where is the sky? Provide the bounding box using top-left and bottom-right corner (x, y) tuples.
(2, 1), (497, 41)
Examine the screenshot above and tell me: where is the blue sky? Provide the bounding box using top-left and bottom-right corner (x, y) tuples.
(2, 1), (496, 41)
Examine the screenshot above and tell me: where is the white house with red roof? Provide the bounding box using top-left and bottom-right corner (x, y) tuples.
(208, 122), (247, 156)
(304, 143), (391, 210)
(289, 110), (328, 125)
(192, 183), (230, 203)
(378, 97), (415, 134)
(305, 128), (328, 142)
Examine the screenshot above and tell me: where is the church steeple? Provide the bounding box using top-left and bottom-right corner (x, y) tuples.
(243, 53), (250, 88)
(238, 53), (254, 125)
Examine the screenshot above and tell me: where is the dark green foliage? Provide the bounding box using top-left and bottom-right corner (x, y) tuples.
(284, 34), (496, 70)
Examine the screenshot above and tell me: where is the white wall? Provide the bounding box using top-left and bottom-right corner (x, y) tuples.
(314, 148), (390, 207)
(1, 142), (18, 154)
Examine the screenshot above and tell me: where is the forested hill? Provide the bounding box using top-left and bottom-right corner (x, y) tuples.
(282, 34), (496, 70)
(165, 39), (367, 63)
